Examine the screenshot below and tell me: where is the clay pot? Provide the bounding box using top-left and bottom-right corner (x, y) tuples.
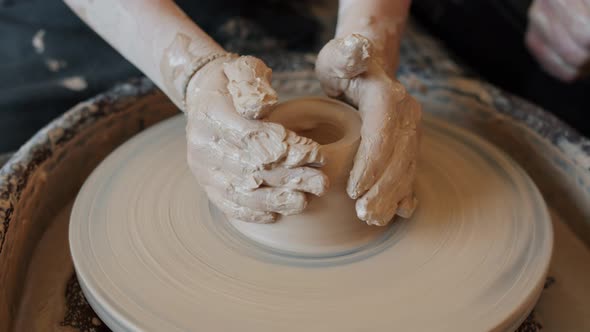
(228, 97), (389, 256)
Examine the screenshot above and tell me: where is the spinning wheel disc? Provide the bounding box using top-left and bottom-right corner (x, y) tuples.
(69, 114), (552, 331)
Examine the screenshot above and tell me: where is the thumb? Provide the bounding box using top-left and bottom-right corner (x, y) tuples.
(223, 56), (278, 120)
(317, 34), (373, 79)
(316, 34), (373, 100)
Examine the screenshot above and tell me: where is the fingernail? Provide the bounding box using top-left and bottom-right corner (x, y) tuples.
(355, 199), (369, 220)
(366, 218), (387, 226)
(396, 195), (418, 218)
(347, 182), (361, 199)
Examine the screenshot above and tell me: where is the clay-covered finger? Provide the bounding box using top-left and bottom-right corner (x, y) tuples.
(353, 118), (419, 225)
(282, 130), (325, 167)
(194, 168), (302, 220)
(188, 127), (328, 195)
(396, 193), (418, 219)
(356, 158), (417, 226)
(346, 107), (395, 199)
(347, 79), (420, 199)
(316, 34), (372, 79)
(188, 111), (290, 172)
(210, 115), (325, 171)
(259, 166), (329, 196)
(227, 187), (307, 216)
(223, 56), (278, 120)
(208, 120), (321, 171)
(206, 188), (277, 223)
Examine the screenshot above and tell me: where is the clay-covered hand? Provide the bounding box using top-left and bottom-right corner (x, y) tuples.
(316, 34), (421, 226)
(185, 55), (329, 223)
(526, 0), (590, 81)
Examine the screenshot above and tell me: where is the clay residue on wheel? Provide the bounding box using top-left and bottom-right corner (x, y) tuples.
(62, 273), (110, 332)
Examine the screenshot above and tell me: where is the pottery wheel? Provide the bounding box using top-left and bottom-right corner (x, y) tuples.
(69, 112), (552, 331)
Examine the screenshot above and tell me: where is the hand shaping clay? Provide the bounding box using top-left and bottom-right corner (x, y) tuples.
(316, 34), (421, 225)
(229, 97), (390, 255)
(185, 58), (327, 224)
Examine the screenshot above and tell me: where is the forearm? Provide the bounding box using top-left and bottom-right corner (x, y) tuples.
(336, 0), (411, 72)
(63, 0), (225, 109)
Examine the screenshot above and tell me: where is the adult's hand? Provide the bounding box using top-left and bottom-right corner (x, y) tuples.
(316, 34), (421, 226)
(185, 55), (329, 223)
(526, 0), (590, 82)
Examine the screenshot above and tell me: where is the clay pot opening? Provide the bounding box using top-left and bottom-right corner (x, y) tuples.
(266, 97), (360, 150)
(294, 121), (345, 145)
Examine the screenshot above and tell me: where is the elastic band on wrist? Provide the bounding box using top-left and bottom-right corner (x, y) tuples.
(181, 52), (238, 111)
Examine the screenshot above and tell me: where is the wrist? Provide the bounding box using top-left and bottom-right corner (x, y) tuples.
(160, 31), (232, 111)
(182, 53), (238, 111)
